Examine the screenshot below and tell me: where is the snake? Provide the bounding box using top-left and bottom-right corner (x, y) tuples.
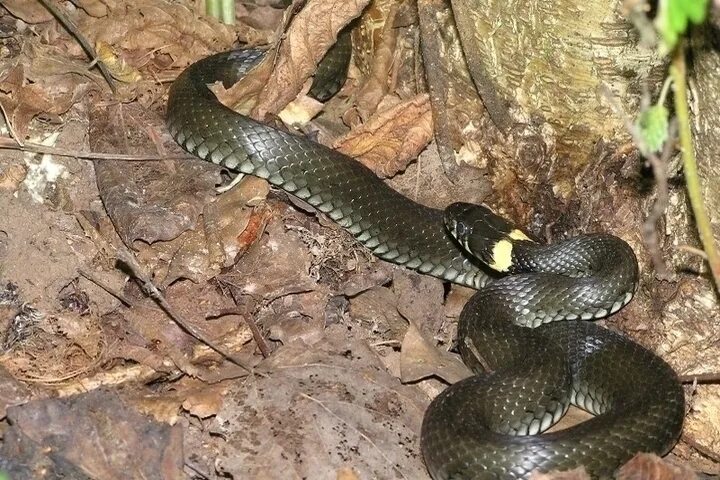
(166, 41), (685, 479)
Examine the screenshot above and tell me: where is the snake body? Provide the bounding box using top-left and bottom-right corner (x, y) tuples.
(167, 48), (685, 479)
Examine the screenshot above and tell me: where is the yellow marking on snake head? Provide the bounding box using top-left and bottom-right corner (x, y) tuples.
(488, 239), (513, 272)
(509, 229), (531, 241)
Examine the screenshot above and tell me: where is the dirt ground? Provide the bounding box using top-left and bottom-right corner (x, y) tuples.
(0, 1), (718, 479)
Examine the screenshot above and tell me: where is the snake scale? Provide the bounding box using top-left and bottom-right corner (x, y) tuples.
(166, 43), (685, 479)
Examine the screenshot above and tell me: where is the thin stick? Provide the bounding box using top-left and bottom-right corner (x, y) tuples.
(671, 44), (720, 295)
(209, 308), (271, 358)
(36, 0), (117, 93)
(0, 101), (22, 147)
(682, 433), (720, 464)
(678, 372), (720, 384)
(115, 249), (263, 377)
(599, 84), (671, 278)
(0, 137), (193, 161)
(78, 269), (133, 307)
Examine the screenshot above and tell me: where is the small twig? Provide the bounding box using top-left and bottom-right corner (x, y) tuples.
(640, 121), (676, 280)
(671, 44), (720, 295)
(0, 137), (192, 161)
(36, 0), (117, 93)
(78, 269), (133, 307)
(0, 101), (22, 147)
(679, 372), (720, 384)
(682, 433), (720, 464)
(209, 308), (271, 358)
(599, 84), (671, 278)
(184, 461), (211, 480)
(463, 336), (492, 372)
(115, 249), (263, 377)
(677, 244), (709, 260)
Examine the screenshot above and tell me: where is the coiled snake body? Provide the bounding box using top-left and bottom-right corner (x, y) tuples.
(167, 48), (685, 479)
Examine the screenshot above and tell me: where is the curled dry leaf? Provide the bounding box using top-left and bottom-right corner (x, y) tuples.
(253, 0), (371, 119)
(334, 94), (433, 177)
(400, 322), (471, 385)
(352, 2), (399, 119)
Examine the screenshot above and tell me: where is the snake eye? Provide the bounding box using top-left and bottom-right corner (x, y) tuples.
(455, 222), (468, 239)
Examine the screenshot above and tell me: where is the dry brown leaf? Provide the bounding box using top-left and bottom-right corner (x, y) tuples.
(400, 322), (471, 384)
(0, 164), (27, 192)
(349, 286), (406, 340)
(204, 175), (271, 269)
(617, 453), (698, 480)
(79, 1), (240, 68)
(2, 390), (184, 479)
(352, 3), (399, 120)
(334, 94), (433, 177)
(209, 329), (429, 479)
(70, 0), (108, 17)
(1, 0), (53, 23)
(253, 0), (370, 119)
(178, 381), (228, 420)
(0, 64), (87, 139)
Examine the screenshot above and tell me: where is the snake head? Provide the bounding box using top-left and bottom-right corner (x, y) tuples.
(444, 202), (531, 273)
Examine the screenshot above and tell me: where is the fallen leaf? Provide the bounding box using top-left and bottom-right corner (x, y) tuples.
(253, 0), (370, 119)
(334, 94), (433, 177)
(209, 328), (429, 479)
(1, 389), (184, 480)
(400, 322), (471, 384)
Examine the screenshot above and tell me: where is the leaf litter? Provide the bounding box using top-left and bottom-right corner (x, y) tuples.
(0, 0), (715, 479)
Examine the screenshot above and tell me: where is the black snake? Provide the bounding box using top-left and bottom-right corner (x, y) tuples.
(166, 43), (685, 479)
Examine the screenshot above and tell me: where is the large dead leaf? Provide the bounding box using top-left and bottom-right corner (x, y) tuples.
(400, 322), (471, 384)
(1, 389), (183, 480)
(0, 64), (89, 140)
(334, 94), (433, 177)
(252, 0), (371, 119)
(209, 328), (429, 479)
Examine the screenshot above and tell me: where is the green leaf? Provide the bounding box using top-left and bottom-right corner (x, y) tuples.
(635, 104), (669, 156)
(655, 0), (709, 53)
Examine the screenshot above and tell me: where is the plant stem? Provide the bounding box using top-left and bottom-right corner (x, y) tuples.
(671, 43), (720, 294)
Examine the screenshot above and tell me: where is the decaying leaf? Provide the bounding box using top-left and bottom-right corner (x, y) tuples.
(400, 322), (471, 384)
(334, 94), (433, 177)
(209, 330), (429, 479)
(1, 390), (184, 480)
(253, 0), (371, 119)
